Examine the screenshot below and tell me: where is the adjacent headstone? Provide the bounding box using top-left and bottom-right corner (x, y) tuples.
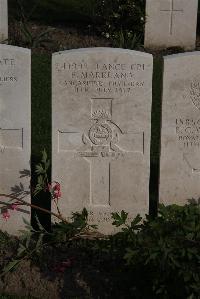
(160, 52), (200, 205)
(0, 0), (8, 42)
(52, 48), (153, 234)
(144, 0), (198, 50)
(0, 45), (31, 235)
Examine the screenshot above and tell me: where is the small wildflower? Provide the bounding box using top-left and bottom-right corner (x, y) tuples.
(53, 258), (75, 273)
(47, 182), (61, 200)
(11, 203), (18, 210)
(54, 189), (61, 200)
(53, 182), (61, 199)
(2, 211), (10, 221)
(54, 182), (61, 191)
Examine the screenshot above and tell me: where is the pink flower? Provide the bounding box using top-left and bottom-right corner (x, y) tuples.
(52, 258), (74, 273)
(45, 182), (62, 200)
(48, 182), (61, 200)
(53, 183), (61, 199)
(10, 203), (18, 210)
(2, 211), (10, 221)
(54, 182), (60, 192)
(54, 189), (61, 200)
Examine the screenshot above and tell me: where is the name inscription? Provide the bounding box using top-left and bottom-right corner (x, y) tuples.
(176, 118), (200, 148)
(55, 61), (146, 94)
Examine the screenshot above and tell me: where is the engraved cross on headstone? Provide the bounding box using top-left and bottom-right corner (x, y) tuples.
(0, 128), (23, 152)
(183, 153), (200, 174)
(58, 98), (144, 207)
(160, 0), (184, 35)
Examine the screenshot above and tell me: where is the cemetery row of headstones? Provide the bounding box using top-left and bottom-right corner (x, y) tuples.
(145, 0), (198, 50)
(0, 44), (200, 235)
(0, 0), (199, 50)
(0, 0), (199, 234)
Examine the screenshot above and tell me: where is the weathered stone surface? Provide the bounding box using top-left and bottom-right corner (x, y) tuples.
(52, 48), (153, 234)
(0, 0), (8, 42)
(159, 52), (200, 206)
(0, 45), (31, 235)
(144, 0), (198, 50)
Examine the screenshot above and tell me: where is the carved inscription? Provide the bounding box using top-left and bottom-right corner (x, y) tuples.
(0, 58), (18, 85)
(189, 81), (200, 110)
(176, 118), (200, 148)
(0, 58), (15, 66)
(87, 211), (133, 223)
(66, 210), (133, 224)
(58, 98), (144, 207)
(55, 62), (145, 94)
(88, 211), (112, 223)
(59, 98), (144, 156)
(176, 80), (200, 148)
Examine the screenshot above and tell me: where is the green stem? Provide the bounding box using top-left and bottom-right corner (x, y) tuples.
(0, 193), (68, 224)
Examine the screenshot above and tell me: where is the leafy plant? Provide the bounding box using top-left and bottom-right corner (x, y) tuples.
(94, 0), (145, 49)
(1, 208), (96, 276)
(112, 29), (143, 49)
(50, 208), (97, 243)
(19, 21), (53, 48)
(34, 149), (50, 196)
(0, 231), (15, 251)
(11, 0), (53, 48)
(111, 203), (200, 298)
(1, 201), (200, 298)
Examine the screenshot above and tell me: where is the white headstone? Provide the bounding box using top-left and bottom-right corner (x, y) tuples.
(160, 52), (200, 205)
(0, 0), (8, 42)
(144, 0), (198, 50)
(52, 48), (153, 234)
(0, 45), (31, 235)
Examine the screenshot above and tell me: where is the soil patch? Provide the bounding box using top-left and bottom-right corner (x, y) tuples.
(0, 232), (131, 299)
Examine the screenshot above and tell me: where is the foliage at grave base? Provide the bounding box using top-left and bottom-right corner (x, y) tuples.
(1, 202), (200, 298)
(107, 203), (200, 298)
(94, 0), (145, 49)
(1, 149), (200, 299)
(1, 208), (96, 276)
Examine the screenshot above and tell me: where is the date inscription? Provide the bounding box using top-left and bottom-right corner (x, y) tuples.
(55, 61), (146, 94)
